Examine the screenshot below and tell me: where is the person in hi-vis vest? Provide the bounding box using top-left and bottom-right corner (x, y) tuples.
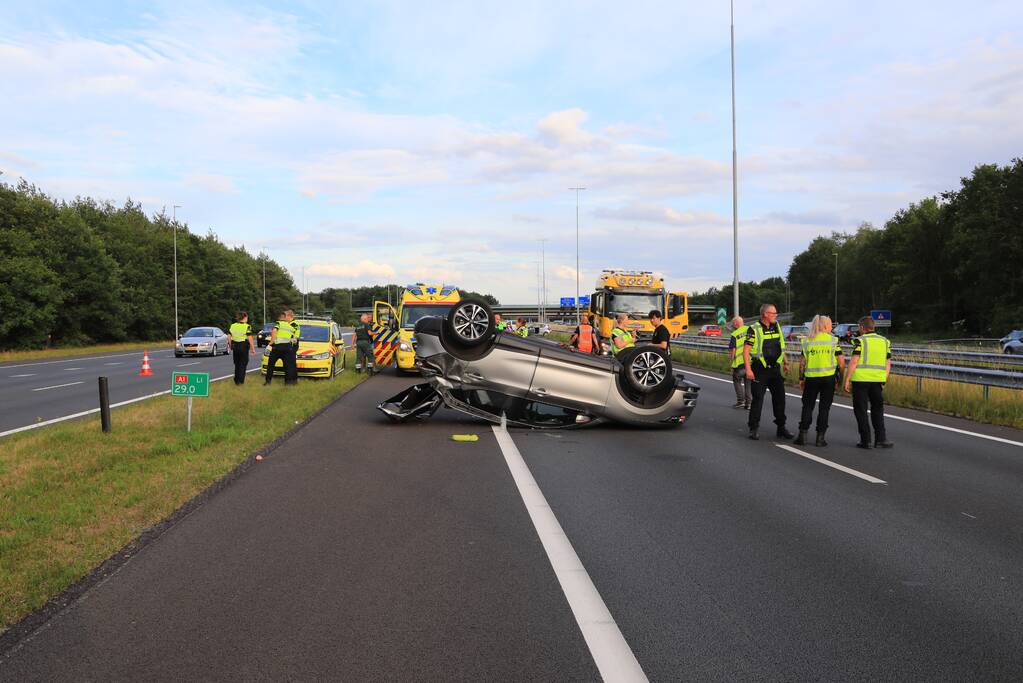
(844, 316), (893, 449)
(794, 314), (845, 447)
(228, 311), (256, 385)
(728, 316), (750, 410)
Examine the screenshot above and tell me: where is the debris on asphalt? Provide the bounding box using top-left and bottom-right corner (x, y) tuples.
(451, 434), (479, 442)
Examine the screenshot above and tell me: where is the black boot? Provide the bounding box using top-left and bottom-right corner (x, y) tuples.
(856, 440), (871, 449)
(748, 428), (759, 441)
(777, 427), (794, 439)
(874, 438), (894, 449)
(793, 430), (807, 446)
(815, 431), (828, 447)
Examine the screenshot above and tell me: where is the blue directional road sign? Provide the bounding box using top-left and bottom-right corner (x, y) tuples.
(870, 309), (892, 327)
(560, 297), (575, 307)
(578, 295), (591, 306)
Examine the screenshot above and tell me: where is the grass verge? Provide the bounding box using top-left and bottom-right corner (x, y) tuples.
(0, 350), (366, 632)
(0, 341), (175, 364)
(670, 347), (1023, 430)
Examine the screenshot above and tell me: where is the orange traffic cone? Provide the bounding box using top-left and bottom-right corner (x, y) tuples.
(139, 349), (153, 377)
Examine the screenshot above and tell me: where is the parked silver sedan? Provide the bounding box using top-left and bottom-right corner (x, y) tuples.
(175, 327), (230, 357)
(379, 298), (700, 429)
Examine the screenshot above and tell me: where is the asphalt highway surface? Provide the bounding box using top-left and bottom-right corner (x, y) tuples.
(0, 332), (354, 437)
(2, 365), (1023, 681)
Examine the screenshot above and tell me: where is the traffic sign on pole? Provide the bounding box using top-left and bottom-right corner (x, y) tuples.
(172, 372), (209, 433)
(578, 295), (591, 306)
(870, 310), (892, 328)
(560, 297), (575, 307)
(716, 307), (728, 326)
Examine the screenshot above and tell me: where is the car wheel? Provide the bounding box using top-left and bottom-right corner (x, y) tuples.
(445, 298), (496, 348)
(1006, 347), (1015, 355)
(618, 346), (674, 395)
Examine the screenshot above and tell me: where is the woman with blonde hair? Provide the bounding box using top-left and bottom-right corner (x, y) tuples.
(794, 314), (846, 446)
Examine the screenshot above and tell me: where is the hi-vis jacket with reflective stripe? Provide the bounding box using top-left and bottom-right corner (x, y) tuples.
(730, 325), (749, 369)
(229, 322), (252, 342)
(746, 321), (785, 368)
(851, 333), (891, 382)
(801, 332), (839, 378)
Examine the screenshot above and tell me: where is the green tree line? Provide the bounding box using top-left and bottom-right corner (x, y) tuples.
(0, 181), (300, 349)
(0, 180), (502, 349)
(692, 159), (1023, 335)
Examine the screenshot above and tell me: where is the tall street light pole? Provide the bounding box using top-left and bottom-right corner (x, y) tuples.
(569, 187), (586, 321)
(730, 0), (740, 318)
(833, 252), (839, 320)
(172, 204), (182, 339)
(538, 238), (548, 323)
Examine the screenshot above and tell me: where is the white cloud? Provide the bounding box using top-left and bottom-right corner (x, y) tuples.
(308, 261), (396, 279)
(405, 266), (464, 283)
(184, 173), (239, 194)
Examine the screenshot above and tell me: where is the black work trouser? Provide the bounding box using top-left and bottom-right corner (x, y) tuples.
(748, 365), (786, 430)
(798, 375), (836, 432)
(231, 341), (250, 384)
(266, 343), (298, 385)
(851, 381), (886, 442)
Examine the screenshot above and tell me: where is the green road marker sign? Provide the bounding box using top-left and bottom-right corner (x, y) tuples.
(716, 307), (727, 326)
(172, 372), (209, 432)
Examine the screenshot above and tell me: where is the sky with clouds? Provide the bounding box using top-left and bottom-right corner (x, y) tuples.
(1, 1), (1020, 304)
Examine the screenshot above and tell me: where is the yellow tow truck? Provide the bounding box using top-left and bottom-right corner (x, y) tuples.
(588, 269), (688, 341)
(373, 284), (462, 372)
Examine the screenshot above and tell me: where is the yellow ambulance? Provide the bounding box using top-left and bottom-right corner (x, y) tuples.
(373, 284), (461, 372)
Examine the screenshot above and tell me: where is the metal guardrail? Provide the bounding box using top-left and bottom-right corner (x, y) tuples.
(669, 338), (1023, 393)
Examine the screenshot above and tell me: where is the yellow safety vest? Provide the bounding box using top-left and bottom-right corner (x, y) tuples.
(730, 325), (749, 369)
(517, 326), (528, 338)
(801, 332), (838, 378)
(851, 333), (890, 382)
(229, 322), (252, 342)
(747, 321), (785, 367)
(274, 320), (300, 343)
(611, 327), (635, 354)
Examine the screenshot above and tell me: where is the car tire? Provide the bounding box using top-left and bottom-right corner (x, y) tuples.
(1006, 347), (1015, 355)
(444, 298), (496, 349)
(618, 346), (674, 395)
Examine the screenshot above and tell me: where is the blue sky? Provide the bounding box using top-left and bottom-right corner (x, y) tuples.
(2, 1), (1021, 303)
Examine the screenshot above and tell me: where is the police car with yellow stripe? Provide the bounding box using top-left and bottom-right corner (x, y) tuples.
(260, 317), (347, 379)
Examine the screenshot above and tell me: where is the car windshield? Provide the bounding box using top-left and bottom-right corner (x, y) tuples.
(297, 324), (330, 342)
(607, 292), (663, 315)
(401, 304), (454, 329)
(261, 323), (273, 332)
(183, 328), (214, 337)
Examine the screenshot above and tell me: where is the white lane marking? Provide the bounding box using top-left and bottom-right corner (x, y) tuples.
(0, 368), (258, 439)
(176, 362), (200, 367)
(0, 349), (173, 370)
(10, 374), (36, 378)
(104, 362), (122, 366)
(775, 444), (887, 485)
(682, 369), (1023, 449)
(961, 512), (977, 519)
(32, 381), (85, 392)
(491, 425), (648, 683)
(64, 367), (83, 371)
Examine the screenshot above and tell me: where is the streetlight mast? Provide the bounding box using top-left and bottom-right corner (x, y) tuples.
(834, 252), (839, 320)
(730, 0), (740, 318)
(569, 187), (586, 321)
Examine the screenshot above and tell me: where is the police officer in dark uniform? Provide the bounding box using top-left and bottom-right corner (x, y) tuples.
(743, 303), (793, 440)
(264, 308), (301, 386)
(354, 313), (376, 374)
(228, 311), (256, 385)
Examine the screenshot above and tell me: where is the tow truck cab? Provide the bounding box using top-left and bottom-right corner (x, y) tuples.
(588, 270), (688, 341)
(373, 284), (461, 371)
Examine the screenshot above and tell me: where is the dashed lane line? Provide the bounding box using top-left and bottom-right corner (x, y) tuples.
(0, 349), (174, 370)
(682, 369), (1023, 449)
(776, 444), (887, 484)
(10, 374), (36, 378)
(492, 424), (649, 683)
(32, 382), (85, 392)
(0, 368), (259, 439)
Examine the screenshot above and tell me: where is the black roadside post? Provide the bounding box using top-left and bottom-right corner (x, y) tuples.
(98, 376), (111, 433)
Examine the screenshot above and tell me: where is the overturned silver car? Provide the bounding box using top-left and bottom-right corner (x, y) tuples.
(378, 298), (700, 429)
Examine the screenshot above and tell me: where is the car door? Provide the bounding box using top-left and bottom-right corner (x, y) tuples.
(528, 345), (613, 413)
(372, 301), (400, 367)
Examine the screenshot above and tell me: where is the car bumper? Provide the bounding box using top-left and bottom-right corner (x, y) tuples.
(396, 349), (419, 371)
(260, 358), (333, 378)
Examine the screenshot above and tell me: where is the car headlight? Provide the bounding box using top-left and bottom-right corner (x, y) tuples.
(175, 342), (183, 348)
(399, 342), (412, 352)
(307, 352), (331, 360)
